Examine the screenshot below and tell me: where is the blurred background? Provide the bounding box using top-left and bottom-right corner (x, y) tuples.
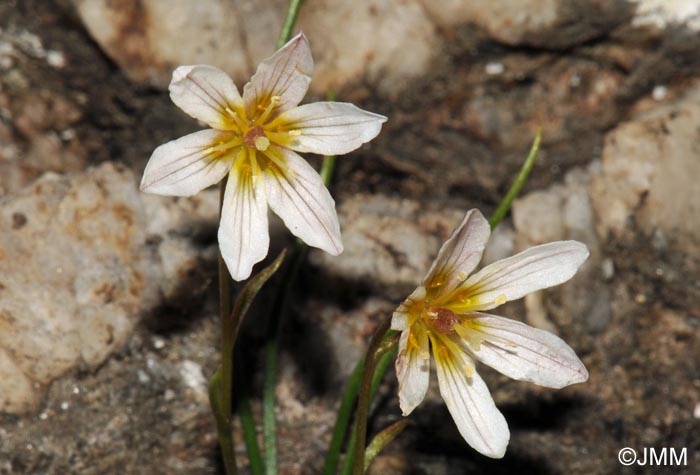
(0, 1), (699, 474)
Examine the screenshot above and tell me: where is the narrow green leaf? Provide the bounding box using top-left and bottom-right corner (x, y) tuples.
(231, 249), (287, 342)
(363, 420), (410, 472)
(488, 130), (542, 230)
(324, 357), (366, 475)
(239, 397), (264, 475)
(277, 0), (304, 48)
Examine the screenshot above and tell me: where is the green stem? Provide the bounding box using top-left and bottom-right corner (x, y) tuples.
(488, 130), (542, 230)
(320, 154), (336, 185)
(350, 320), (398, 475)
(277, 0), (304, 48)
(320, 89), (337, 186)
(216, 177), (238, 475)
(209, 368), (236, 475)
(369, 344), (396, 397)
(363, 420), (410, 472)
(324, 357), (366, 475)
(340, 422), (358, 475)
(263, 243), (307, 475)
(239, 396), (264, 475)
(336, 333), (396, 475)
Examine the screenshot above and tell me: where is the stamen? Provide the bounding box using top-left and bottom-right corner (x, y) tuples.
(204, 135), (243, 155)
(224, 106), (248, 131)
(254, 95), (281, 125)
(464, 362), (474, 377)
(248, 148), (261, 183)
(288, 129), (301, 136)
(495, 294), (507, 306)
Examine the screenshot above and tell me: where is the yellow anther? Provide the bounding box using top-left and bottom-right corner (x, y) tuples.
(288, 129), (301, 136)
(495, 294), (507, 306)
(457, 271), (468, 281)
(255, 96), (282, 125)
(419, 350), (430, 360)
(426, 310), (438, 319)
(464, 363), (474, 377)
(254, 136), (270, 151)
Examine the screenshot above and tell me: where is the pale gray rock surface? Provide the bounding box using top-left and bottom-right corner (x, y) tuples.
(513, 164), (610, 333)
(310, 194), (463, 298)
(630, 0), (700, 31)
(69, 0), (439, 96)
(419, 0), (633, 48)
(68, 0), (640, 98)
(0, 163), (158, 413)
(70, 0), (287, 88)
(0, 164), (220, 414)
(590, 83), (700, 254)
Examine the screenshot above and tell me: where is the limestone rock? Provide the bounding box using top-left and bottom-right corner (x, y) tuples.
(309, 194), (462, 298)
(419, 0), (632, 48)
(70, 0), (439, 97)
(630, 0), (700, 31)
(513, 164), (610, 333)
(141, 190), (219, 301)
(590, 85), (700, 254)
(297, 0), (439, 96)
(70, 0), (286, 89)
(0, 163), (160, 413)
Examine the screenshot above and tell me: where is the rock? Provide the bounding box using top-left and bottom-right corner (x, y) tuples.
(462, 56), (625, 151)
(0, 163), (161, 413)
(513, 163), (611, 333)
(419, 0), (633, 48)
(303, 297), (395, 383)
(0, 31), (86, 197)
(309, 194), (463, 298)
(0, 162), (224, 414)
(70, 0), (439, 97)
(141, 190), (219, 301)
(630, 0), (700, 32)
(590, 85), (700, 254)
(297, 0), (439, 96)
(70, 0), (285, 88)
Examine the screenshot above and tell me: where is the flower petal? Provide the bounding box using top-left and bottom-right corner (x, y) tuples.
(218, 154), (270, 281)
(461, 313), (588, 388)
(462, 241), (589, 310)
(396, 326), (430, 416)
(391, 286), (426, 331)
(423, 209), (491, 295)
(243, 32), (313, 118)
(262, 146), (342, 255)
(433, 343), (509, 458)
(169, 65), (244, 130)
(267, 102), (387, 155)
(140, 129), (235, 196)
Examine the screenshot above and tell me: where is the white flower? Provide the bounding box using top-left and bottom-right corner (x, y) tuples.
(392, 209), (589, 458)
(140, 32), (387, 280)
